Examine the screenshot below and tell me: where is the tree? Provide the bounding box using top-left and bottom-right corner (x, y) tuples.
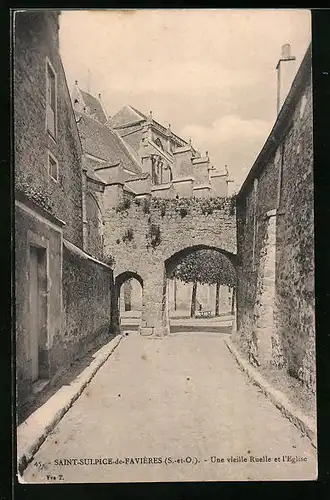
(171, 249), (236, 317)
(215, 281), (221, 317)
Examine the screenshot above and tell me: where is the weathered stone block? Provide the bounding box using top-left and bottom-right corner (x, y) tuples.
(140, 327), (154, 336)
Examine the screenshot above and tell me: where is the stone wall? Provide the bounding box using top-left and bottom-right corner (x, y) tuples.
(58, 243), (113, 375)
(14, 11), (117, 418)
(14, 11), (84, 248)
(235, 50), (314, 393)
(275, 77), (314, 391)
(85, 192), (104, 260)
(104, 196), (236, 335)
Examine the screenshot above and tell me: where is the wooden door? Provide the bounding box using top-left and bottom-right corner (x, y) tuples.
(29, 247), (39, 382)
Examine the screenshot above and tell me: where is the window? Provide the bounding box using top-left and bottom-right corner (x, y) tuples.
(46, 59), (57, 139)
(48, 151), (59, 181)
(155, 138), (164, 150)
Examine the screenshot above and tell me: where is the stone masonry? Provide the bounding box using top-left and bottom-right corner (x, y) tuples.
(235, 45), (315, 393)
(103, 196), (237, 336)
(14, 11), (115, 413)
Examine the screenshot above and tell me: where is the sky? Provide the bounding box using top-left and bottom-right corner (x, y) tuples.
(59, 9), (311, 193)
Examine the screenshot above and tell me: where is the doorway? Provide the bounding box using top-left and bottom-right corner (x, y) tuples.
(29, 245), (48, 384)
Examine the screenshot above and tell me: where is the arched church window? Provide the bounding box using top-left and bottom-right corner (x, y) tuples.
(155, 138), (164, 150)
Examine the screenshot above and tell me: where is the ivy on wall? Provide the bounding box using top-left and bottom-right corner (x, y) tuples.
(16, 180), (55, 213)
(112, 195), (235, 252)
(116, 198), (131, 213)
(115, 194), (235, 218)
(122, 228), (134, 243)
(146, 223), (161, 249)
(142, 198), (151, 214)
(103, 254), (116, 268)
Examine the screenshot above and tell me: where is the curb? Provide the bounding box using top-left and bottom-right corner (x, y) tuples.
(224, 337), (317, 449)
(17, 334), (123, 478)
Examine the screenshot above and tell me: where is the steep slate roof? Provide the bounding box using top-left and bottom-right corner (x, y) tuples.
(110, 105), (145, 128)
(75, 111), (142, 175)
(86, 169), (105, 184)
(111, 104), (192, 150)
(79, 90), (108, 124)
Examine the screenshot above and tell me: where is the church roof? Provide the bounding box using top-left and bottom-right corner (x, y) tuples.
(110, 105), (193, 150)
(79, 89), (108, 124)
(75, 111), (142, 175)
(110, 105), (146, 128)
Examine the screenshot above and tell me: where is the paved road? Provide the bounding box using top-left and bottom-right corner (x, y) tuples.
(22, 332), (317, 483)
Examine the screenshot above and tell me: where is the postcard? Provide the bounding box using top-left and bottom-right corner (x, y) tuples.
(14, 9), (316, 483)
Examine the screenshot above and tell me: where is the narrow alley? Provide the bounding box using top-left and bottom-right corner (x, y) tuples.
(21, 331), (317, 483)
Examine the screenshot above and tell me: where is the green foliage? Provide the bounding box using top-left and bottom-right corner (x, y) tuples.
(103, 254), (116, 268)
(175, 199), (190, 218)
(16, 180), (54, 213)
(116, 198), (131, 213)
(159, 200), (167, 217)
(122, 228), (134, 243)
(147, 224), (161, 249)
(142, 197), (151, 214)
(172, 249), (236, 287)
(230, 195), (237, 216)
(200, 198), (229, 215)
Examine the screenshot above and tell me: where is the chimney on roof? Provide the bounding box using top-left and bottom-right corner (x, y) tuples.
(276, 43), (296, 114)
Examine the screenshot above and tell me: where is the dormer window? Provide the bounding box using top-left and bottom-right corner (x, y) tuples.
(46, 58), (57, 139)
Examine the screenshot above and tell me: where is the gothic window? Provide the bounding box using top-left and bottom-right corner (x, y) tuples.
(151, 155), (164, 185)
(155, 138), (164, 150)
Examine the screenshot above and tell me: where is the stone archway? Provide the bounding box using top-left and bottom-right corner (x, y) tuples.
(165, 244), (237, 278)
(165, 244), (237, 318)
(161, 245), (237, 335)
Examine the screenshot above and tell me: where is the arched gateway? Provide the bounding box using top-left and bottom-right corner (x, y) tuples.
(106, 197), (237, 337)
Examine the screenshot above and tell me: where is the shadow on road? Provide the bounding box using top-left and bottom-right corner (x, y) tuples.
(170, 324), (232, 334)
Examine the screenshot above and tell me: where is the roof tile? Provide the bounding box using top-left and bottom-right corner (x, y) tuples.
(76, 111), (142, 176)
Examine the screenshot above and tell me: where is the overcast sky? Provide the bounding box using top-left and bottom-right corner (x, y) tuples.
(59, 9), (311, 193)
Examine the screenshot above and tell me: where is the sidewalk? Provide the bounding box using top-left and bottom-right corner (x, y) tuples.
(224, 337), (317, 449)
(17, 335), (123, 476)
